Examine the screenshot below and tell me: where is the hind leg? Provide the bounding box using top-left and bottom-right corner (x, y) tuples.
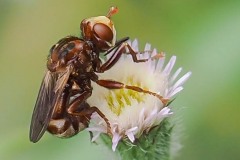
(66, 90), (111, 135)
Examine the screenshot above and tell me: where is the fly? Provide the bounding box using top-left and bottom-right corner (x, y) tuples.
(29, 7), (166, 143)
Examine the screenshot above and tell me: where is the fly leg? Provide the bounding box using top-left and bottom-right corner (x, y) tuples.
(66, 84), (111, 135)
(99, 38), (149, 72)
(47, 81), (80, 138)
(96, 79), (169, 106)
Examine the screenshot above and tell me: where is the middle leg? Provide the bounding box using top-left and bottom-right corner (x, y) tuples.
(96, 79), (169, 106)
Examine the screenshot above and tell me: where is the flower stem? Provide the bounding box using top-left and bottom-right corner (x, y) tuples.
(101, 118), (173, 160)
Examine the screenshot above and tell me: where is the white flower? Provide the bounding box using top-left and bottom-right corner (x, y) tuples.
(87, 39), (191, 151)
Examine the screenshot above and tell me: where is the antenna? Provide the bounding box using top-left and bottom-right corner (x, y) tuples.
(106, 6), (118, 18)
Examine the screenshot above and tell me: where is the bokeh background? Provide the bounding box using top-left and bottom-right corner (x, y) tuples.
(1, 0), (240, 160)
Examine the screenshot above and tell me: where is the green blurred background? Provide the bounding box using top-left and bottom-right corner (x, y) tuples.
(1, 0), (240, 159)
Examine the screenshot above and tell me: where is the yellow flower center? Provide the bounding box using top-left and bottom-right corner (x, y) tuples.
(104, 75), (148, 116)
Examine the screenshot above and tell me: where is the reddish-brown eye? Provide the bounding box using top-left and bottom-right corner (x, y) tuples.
(93, 23), (113, 42)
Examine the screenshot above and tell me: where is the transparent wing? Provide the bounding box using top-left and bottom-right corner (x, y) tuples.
(29, 66), (72, 142)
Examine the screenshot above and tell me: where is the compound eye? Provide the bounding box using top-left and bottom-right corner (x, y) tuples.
(93, 23), (113, 42)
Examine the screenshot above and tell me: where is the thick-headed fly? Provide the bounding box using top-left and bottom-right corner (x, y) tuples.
(30, 7), (166, 143)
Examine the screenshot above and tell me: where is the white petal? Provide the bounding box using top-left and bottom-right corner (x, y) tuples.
(170, 67), (182, 83)
(126, 133), (135, 143)
(149, 49), (158, 69)
(143, 43), (151, 59)
(164, 88), (169, 97)
(151, 48), (157, 57)
(139, 108), (146, 122)
(158, 107), (173, 116)
(155, 107), (173, 124)
(144, 43), (151, 52)
(132, 39), (139, 52)
(167, 86), (183, 98)
(156, 56), (165, 71)
(112, 133), (122, 151)
(144, 108), (158, 126)
(126, 126), (138, 133)
(163, 56), (176, 75)
(172, 72), (192, 90)
(138, 108), (146, 128)
(126, 127), (138, 142)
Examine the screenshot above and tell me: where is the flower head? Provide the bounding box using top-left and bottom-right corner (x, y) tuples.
(87, 39), (191, 151)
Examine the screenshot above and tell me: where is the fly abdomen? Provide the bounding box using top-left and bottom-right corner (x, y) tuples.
(47, 118), (86, 138)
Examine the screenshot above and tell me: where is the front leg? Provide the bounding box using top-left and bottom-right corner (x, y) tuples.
(99, 40), (149, 72)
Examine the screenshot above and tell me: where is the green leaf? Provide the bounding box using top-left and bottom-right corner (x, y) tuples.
(100, 118), (173, 160)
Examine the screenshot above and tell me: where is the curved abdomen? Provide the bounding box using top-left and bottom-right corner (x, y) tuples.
(47, 116), (87, 138)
